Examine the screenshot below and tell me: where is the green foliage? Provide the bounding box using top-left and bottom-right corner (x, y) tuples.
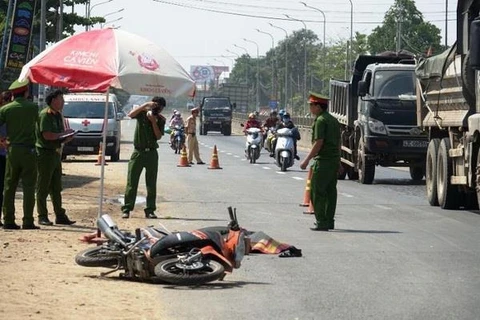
(367, 0), (442, 55)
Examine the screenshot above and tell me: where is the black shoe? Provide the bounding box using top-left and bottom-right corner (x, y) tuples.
(189, 162), (194, 165)
(269, 153), (274, 158)
(295, 155), (300, 160)
(145, 212), (158, 219)
(197, 161), (205, 165)
(310, 226), (329, 231)
(38, 218), (53, 226)
(55, 215), (76, 225)
(3, 223), (20, 230)
(0, 221), (3, 227)
(22, 224), (40, 230)
(122, 212), (130, 219)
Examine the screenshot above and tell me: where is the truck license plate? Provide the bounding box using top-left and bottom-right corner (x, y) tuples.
(403, 140), (428, 148)
(78, 147), (94, 152)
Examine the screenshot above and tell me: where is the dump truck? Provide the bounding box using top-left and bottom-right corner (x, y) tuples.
(415, 0), (480, 209)
(199, 96), (234, 136)
(331, 53), (428, 184)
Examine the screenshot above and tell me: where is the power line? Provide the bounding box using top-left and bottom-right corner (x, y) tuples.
(153, 1), (457, 24)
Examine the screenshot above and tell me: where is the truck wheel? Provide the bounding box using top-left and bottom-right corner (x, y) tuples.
(110, 148), (120, 162)
(409, 166), (424, 181)
(338, 163), (347, 180)
(426, 138), (440, 206)
(223, 125), (232, 136)
(347, 168), (359, 180)
(358, 140), (375, 184)
(200, 125), (208, 136)
(475, 148), (480, 209)
(437, 138), (459, 209)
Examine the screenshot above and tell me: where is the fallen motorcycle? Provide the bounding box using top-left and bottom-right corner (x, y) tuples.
(75, 207), (246, 286)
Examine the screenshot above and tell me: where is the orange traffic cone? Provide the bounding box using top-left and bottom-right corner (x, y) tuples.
(208, 145), (222, 169)
(177, 145), (191, 167)
(95, 142), (108, 166)
(303, 201), (314, 214)
(299, 167), (313, 207)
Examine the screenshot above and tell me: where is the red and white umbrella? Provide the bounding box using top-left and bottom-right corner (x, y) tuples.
(19, 28), (195, 97)
(19, 28), (195, 221)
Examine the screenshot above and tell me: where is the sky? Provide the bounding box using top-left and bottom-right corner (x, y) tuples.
(85, 0), (456, 73)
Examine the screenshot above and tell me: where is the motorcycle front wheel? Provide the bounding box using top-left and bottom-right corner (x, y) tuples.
(75, 247), (119, 267)
(154, 257), (225, 285)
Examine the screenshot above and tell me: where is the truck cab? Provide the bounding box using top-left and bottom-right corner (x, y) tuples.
(331, 53), (428, 184)
(357, 63), (427, 153)
(199, 96), (233, 136)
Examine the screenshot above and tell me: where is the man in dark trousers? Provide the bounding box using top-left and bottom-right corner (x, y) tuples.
(0, 79), (39, 230)
(121, 97), (166, 219)
(300, 92), (341, 231)
(36, 89), (76, 226)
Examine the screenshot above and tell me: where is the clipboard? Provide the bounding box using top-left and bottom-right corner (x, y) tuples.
(58, 130), (78, 140)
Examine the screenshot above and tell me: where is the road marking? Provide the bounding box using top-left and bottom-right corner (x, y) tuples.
(339, 192), (354, 198)
(292, 177), (304, 181)
(262, 167), (271, 170)
(374, 204), (392, 210)
(233, 155), (240, 158)
(227, 152), (232, 155)
(276, 171), (286, 175)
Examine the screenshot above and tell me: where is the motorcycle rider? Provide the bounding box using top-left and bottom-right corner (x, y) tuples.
(270, 112), (301, 160)
(243, 113), (262, 134)
(169, 111), (184, 145)
(263, 110), (279, 151)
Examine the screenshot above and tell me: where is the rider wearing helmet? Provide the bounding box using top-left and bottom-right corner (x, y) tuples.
(243, 112), (262, 133)
(170, 109), (178, 121)
(270, 112), (301, 160)
(169, 111), (184, 144)
(263, 110), (279, 129)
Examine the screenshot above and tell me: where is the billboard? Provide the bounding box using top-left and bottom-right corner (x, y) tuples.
(4, 0), (36, 70)
(190, 65), (229, 83)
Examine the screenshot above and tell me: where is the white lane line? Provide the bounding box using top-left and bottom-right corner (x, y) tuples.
(262, 167), (271, 170)
(233, 155), (240, 158)
(374, 204), (392, 210)
(339, 192), (354, 198)
(292, 177), (304, 181)
(220, 150), (226, 153)
(276, 171), (287, 175)
(241, 159), (247, 161)
(227, 152), (232, 155)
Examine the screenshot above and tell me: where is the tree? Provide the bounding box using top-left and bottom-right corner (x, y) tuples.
(367, 0), (442, 55)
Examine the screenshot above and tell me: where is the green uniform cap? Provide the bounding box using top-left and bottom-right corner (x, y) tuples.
(8, 79), (30, 93)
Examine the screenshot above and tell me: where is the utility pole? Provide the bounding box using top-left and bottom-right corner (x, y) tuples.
(396, 0), (402, 51)
(39, 0), (47, 107)
(445, 0), (448, 47)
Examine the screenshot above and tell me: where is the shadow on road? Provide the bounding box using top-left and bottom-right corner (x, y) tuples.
(330, 229), (401, 234)
(162, 280), (271, 290)
(159, 216), (226, 222)
(63, 174), (99, 189)
(373, 179), (425, 186)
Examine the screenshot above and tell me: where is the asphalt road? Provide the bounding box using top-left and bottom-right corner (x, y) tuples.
(121, 119), (480, 320)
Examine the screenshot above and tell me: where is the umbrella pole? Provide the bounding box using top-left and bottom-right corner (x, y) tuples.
(97, 90), (110, 237)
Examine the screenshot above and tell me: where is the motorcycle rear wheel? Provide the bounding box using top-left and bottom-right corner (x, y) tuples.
(154, 257), (225, 285)
(75, 247), (119, 267)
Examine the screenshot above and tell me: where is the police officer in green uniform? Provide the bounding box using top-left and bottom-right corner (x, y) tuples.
(121, 97), (166, 219)
(300, 92), (341, 231)
(0, 79), (39, 229)
(36, 89), (76, 226)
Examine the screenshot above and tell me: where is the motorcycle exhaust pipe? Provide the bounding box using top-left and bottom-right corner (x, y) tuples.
(97, 215), (128, 247)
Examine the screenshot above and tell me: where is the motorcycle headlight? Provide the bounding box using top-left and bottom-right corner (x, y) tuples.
(367, 118), (387, 135)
